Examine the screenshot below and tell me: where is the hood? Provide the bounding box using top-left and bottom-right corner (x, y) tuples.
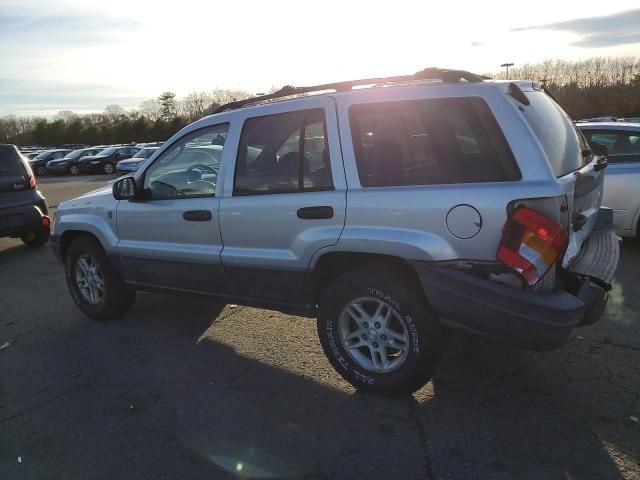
(78, 184), (112, 199)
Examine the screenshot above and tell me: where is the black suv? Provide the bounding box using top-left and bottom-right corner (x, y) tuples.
(0, 144), (50, 246)
(29, 149), (73, 176)
(78, 146), (139, 174)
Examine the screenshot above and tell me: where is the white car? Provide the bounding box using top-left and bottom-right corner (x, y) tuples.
(578, 122), (640, 238)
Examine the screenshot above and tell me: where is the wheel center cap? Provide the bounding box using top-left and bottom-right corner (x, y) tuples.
(368, 329), (377, 338)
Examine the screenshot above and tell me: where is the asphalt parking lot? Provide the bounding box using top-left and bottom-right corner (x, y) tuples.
(1, 176), (639, 479)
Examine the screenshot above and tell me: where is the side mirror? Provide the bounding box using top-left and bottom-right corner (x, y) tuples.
(113, 176), (137, 200)
(589, 142), (608, 158)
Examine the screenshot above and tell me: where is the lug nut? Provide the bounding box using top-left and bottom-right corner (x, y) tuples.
(362, 334), (368, 340)
(374, 322), (381, 329)
(380, 334), (387, 340)
(363, 322), (369, 328)
(372, 342), (379, 348)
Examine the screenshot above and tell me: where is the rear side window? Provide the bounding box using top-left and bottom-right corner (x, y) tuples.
(349, 97), (519, 187)
(583, 130), (640, 163)
(0, 145), (27, 176)
(521, 92), (584, 177)
(234, 109), (333, 195)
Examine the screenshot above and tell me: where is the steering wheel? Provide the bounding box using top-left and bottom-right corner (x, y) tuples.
(186, 163), (217, 182)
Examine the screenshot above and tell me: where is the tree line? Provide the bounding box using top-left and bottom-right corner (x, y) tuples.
(0, 88), (252, 147)
(1, 56), (639, 147)
(489, 56), (640, 120)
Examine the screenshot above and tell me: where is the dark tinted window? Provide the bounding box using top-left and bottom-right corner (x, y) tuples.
(234, 109), (333, 195)
(0, 145), (26, 175)
(350, 97), (519, 187)
(583, 130), (640, 163)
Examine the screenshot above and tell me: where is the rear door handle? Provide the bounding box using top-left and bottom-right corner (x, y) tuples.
(183, 210), (212, 221)
(297, 206), (334, 219)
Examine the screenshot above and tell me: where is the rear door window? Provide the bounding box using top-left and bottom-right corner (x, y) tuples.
(349, 97), (519, 187)
(234, 109), (333, 194)
(584, 131), (640, 163)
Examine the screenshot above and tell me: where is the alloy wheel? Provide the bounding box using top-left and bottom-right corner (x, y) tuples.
(338, 297), (410, 373)
(74, 254), (105, 304)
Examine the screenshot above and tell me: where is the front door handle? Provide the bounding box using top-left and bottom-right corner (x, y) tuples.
(297, 206), (334, 219)
(183, 210), (212, 221)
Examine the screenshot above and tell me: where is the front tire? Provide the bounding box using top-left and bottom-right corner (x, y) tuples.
(21, 228), (50, 247)
(65, 236), (135, 320)
(317, 267), (440, 396)
(103, 162), (115, 174)
(35, 165), (46, 176)
(69, 164), (80, 175)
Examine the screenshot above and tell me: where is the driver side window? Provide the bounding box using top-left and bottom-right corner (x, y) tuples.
(144, 124), (229, 199)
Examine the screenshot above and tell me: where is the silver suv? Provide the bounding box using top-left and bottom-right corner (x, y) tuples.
(52, 69), (620, 395)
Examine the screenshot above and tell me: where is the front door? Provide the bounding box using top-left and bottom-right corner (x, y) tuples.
(219, 99), (347, 306)
(116, 123), (230, 294)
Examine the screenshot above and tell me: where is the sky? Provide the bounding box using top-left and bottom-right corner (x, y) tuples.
(1, 0), (639, 116)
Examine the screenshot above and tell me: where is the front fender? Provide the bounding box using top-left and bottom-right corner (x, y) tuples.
(52, 213), (119, 262)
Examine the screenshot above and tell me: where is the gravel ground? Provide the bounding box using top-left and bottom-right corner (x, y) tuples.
(1, 176), (638, 479)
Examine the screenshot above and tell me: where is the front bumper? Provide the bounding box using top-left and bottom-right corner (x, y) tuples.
(413, 220), (620, 351)
(0, 203), (49, 237)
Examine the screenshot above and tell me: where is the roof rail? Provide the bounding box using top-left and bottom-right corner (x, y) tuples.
(212, 68), (484, 114)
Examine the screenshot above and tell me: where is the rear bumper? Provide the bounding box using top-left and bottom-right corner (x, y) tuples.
(412, 219), (620, 351)
(0, 203), (49, 237)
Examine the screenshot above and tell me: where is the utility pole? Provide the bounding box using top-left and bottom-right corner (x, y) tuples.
(501, 62), (514, 77)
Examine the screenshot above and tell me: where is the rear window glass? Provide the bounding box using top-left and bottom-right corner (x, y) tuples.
(0, 145), (26, 175)
(349, 97), (520, 187)
(521, 92), (584, 177)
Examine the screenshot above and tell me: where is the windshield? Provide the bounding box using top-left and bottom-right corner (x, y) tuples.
(97, 147), (117, 156)
(133, 148), (157, 159)
(64, 149), (86, 160)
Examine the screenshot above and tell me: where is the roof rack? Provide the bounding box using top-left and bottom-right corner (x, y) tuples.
(212, 68), (484, 114)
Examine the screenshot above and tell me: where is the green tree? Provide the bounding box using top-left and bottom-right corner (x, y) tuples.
(157, 92), (177, 120)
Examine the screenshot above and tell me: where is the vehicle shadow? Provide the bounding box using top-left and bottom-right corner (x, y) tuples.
(3, 288), (634, 479)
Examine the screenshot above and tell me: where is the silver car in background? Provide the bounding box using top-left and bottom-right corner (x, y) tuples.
(578, 122), (640, 238)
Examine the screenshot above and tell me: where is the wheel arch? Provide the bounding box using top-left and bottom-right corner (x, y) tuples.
(312, 251), (425, 305)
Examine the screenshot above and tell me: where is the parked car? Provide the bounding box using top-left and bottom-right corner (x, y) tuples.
(1, 144), (50, 246)
(52, 69), (619, 395)
(29, 149), (73, 176)
(116, 147), (160, 173)
(578, 122), (640, 237)
(78, 146), (140, 174)
(46, 147), (105, 175)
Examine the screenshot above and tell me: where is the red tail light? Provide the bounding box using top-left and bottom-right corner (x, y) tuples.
(497, 207), (568, 286)
(41, 216), (50, 228)
(28, 175), (36, 189)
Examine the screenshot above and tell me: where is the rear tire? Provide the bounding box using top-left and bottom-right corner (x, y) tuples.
(21, 228), (50, 247)
(65, 236), (136, 320)
(103, 163), (115, 174)
(35, 166), (46, 176)
(317, 267), (440, 396)
(69, 164), (80, 175)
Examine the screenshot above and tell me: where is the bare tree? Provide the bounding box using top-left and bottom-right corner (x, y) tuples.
(103, 104), (126, 123)
(55, 110), (78, 122)
(139, 99), (162, 121)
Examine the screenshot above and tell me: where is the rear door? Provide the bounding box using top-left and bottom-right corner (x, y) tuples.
(0, 145), (32, 209)
(583, 129), (640, 232)
(219, 98), (346, 305)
